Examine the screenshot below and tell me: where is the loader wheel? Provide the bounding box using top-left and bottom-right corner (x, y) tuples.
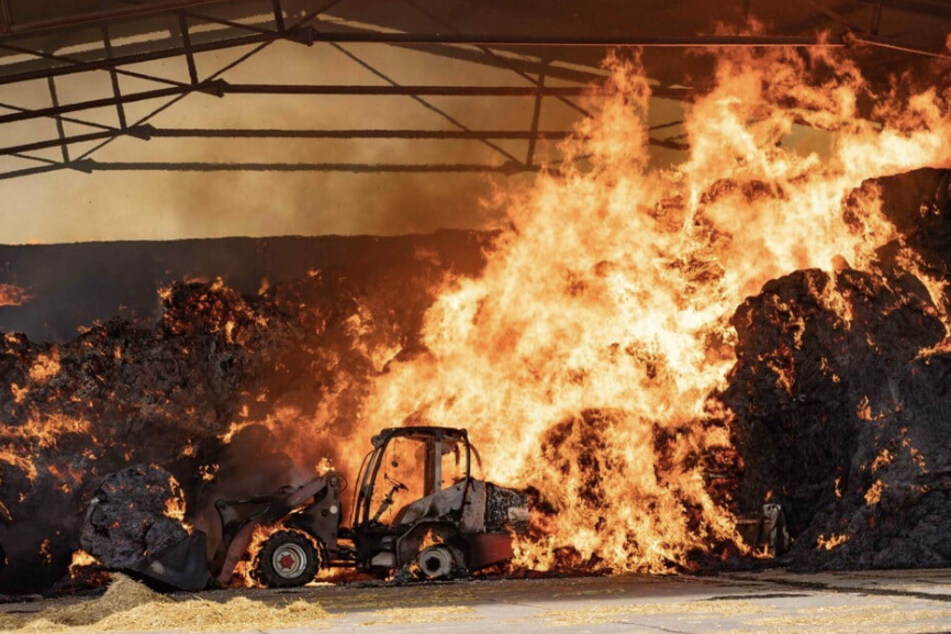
(416, 545), (464, 580)
(254, 530), (319, 588)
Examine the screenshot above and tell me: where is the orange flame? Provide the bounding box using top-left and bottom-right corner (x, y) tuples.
(865, 479), (886, 505)
(816, 533), (850, 550)
(356, 47), (951, 573)
(0, 282), (31, 307)
(28, 351), (61, 383)
(68, 549), (100, 577)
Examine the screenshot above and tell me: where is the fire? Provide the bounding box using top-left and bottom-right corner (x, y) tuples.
(359, 46), (951, 573)
(910, 447), (927, 471)
(163, 496), (186, 524)
(816, 533), (850, 550)
(232, 523), (285, 587)
(68, 549), (100, 577)
(39, 539), (52, 565)
(6, 42), (951, 589)
(28, 350), (61, 383)
(865, 479), (886, 505)
(199, 463), (219, 482)
(418, 528), (443, 551)
(870, 449), (894, 472)
(0, 282), (31, 307)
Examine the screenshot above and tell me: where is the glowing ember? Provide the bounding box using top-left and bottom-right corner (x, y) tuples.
(28, 351), (61, 383)
(870, 449), (895, 472)
(0, 282), (31, 307)
(362, 47), (951, 573)
(39, 539), (52, 565)
(816, 533), (850, 550)
(865, 480), (886, 505)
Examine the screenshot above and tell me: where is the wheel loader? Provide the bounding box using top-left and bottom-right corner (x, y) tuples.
(213, 426), (531, 587)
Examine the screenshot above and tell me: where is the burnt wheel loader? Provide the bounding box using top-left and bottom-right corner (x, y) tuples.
(213, 427), (530, 587)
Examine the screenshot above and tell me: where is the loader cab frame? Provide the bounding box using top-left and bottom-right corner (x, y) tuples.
(351, 426), (472, 533)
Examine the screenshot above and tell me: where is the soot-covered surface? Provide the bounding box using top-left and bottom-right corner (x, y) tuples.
(726, 169), (951, 569)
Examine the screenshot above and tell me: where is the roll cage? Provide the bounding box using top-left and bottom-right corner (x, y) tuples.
(351, 426), (471, 530)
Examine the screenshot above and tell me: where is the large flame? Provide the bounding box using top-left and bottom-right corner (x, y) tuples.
(360, 47), (951, 572)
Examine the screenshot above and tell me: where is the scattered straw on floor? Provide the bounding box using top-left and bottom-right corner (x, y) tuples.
(536, 599), (768, 626)
(361, 606), (477, 626)
(0, 574), (331, 633)
(746, 601), (951, 632)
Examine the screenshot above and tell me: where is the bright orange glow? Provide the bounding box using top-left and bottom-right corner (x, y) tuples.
(0, 282), (31, 307)
(68, 549), (100, 577)
(865, 480), (886, 505)
(28, 351), (61, 383)
(355, 48), (951, 573)
(816, 533), (850, 550)
(870, 449), (894, 472)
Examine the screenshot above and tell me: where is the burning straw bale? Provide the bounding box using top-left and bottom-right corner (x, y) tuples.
(0, 246), (463, 593)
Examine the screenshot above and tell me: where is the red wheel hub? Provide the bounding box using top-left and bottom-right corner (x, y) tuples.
(279, 554), (295, 569)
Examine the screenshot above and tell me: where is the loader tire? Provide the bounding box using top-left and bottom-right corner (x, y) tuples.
(254, 530), (320, 588)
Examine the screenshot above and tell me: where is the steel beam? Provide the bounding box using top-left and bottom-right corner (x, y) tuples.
(0, 130), (122, 157)
(287, 31), (844, 47)
(0, 0), (232, 37)
(219, 83), (592, 96)
(0, 40), (188, 87)
(0, 31), (847, 88)
(0, 98), (116, 132)
(220, 81), (691, 99)
(525, 64), (547, 167)
(0, 163), (71, 181)
(0, 0), (11, 35)
(871, 0), (885, 33)
(46, 77), (69, 162)
(179, 15), (200, 85)
(138, 127), (574, 140)
(69, 159), (537, 174)
(272, 0), (286, 34)
(0, 126), (574, 159)
(0, 81), (694, 128)
(0, 31), (275, 86)
(0, 83), (218, 126)
(102, 27), (128, 130)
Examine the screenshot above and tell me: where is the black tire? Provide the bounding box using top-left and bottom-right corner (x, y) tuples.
(254, 530), (320, 588)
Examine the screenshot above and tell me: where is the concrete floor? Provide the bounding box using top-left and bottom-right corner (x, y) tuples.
(293, 569), (951, 633)
(6, 568), (951, 633)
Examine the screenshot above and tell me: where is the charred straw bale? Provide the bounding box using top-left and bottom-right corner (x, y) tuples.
(80, 465), (188, 570)
(726, 169), (951, 569)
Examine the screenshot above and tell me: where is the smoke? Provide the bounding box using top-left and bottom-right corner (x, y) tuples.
(0, 41), (565, 244)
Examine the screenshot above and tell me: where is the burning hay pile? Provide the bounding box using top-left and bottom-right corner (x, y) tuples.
(0, 240), (485, 593)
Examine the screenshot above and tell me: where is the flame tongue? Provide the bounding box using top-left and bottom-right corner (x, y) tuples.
(365, 50), (951, 572)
